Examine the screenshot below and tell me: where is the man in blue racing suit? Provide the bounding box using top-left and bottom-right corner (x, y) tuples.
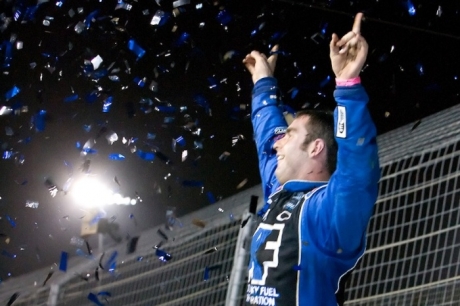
(243, 13), (380, 306)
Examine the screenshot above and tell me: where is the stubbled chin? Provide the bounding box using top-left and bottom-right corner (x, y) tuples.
(274, 168), (283, 183)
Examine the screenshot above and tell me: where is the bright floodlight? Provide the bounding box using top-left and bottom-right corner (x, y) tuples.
(72, 177), (112, 207)
(72, 177), (136, 207)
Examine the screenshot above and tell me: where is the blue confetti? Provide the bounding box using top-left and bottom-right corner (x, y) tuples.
(140, 97), (153, 105)
(203, 266), (210, 281)
(102, 96), (113, 113)
(23, 5), (39, 21)
(105, 251), (118, 270)
(59, 251), (68, 272)
(33, 110), (47, 132)
(407, 1), (416, 16)
(108, 153), (125, 160)
(86, 91), (99, 103)
(319, 75), (331, 88)
(97, 291), (111, 297)
(128, 39), (146, 59)
(87, 293), (104, 306)
(1, 250), (16, 259)
(416, 63), (424, 76)
(108, 75), (120, 82)
(206, 191), (216, 204)
(155, 248), (172, 262)
(2, 151), (13, 159)
(155, 105), (176, 113)
(321, 22), (328, 35)
(108, 260), (116, 273)
(5, 85), (20, 100)
(115, 0), (130, 10)
(84, 10), (99, 29)
(207, 76), (219, 91)
(175, 32), (190, 47)
(250, 27), (259, 37)
(193, 94), (210, 114)
(1, 41), (13, 69)
(63, 94), (79, 103)
(194, 140), (203, 149)
(82, 62), (93, 74)
(133, 77), (146, 87)
(90, 69), (108, 79)
(155, 64), (169, 75)
(17, 154), (25, 165)
(137, 150), (155, 161)
(216, 10), (232, 25)
(13, 2), (25, 21)
(151, 10), (170, 26)
(203, 265), (221, 281)
(81, 148), (98, 155)
(174, 136), (186, 147)
(6, 215), (16, 227)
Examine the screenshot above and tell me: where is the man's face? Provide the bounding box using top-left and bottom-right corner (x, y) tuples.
(274, 116), (312, 184)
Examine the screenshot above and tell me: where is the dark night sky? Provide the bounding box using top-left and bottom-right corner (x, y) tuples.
(0, 0), (459, 281)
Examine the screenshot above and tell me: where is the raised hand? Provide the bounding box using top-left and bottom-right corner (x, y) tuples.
(243, 45), (279, 84)
(330, 13), (368, 80)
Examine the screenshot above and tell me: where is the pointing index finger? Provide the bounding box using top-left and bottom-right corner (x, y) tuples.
(352, 12), (363, 34)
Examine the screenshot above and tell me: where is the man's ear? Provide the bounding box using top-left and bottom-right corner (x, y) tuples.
(310, 139), (326, 156)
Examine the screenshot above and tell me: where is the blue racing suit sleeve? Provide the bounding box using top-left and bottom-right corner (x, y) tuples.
(305, 84), (381, 255)
(251, 77), (286, 204)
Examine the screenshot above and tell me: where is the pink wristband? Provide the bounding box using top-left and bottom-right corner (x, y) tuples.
(335, 76), (361, 86)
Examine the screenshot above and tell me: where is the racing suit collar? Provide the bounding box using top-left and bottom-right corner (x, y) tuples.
(278, 179), (328, 193)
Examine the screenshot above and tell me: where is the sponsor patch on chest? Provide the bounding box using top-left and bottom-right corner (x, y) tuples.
(282, 192), (305, 212)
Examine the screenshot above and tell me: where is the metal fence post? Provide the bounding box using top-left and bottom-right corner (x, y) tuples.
(48, 284), (59, 306)
(225, 211), (255, 306)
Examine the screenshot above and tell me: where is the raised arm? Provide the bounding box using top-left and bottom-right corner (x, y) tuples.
(244, 47), (286, 203)
(306, 13), (381, 254)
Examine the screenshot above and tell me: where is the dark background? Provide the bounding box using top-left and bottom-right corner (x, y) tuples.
(0, 0), (459, 281)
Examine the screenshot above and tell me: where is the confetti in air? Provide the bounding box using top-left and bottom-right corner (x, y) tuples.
(0, 0), (458, 294)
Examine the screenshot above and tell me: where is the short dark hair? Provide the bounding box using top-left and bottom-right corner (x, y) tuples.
(296, 109), (338, 175)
